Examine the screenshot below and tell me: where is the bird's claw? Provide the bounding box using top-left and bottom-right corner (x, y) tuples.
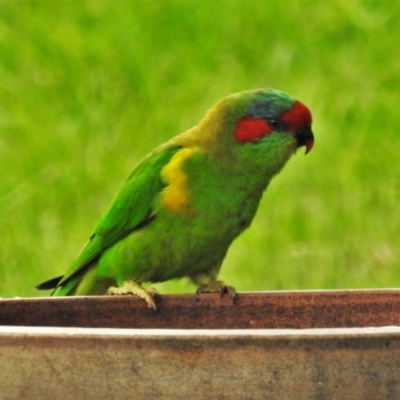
(108, 281), (159, 311)
(196, 280), (236, 301)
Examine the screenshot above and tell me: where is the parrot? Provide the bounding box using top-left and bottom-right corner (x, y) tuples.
(36, 88), (314, 310)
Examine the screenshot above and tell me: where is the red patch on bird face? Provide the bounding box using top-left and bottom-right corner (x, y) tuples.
(233, 117), (272, 143)
(281, 100), (312, 132)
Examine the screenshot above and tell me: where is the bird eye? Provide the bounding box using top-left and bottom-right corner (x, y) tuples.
(268, 118), (279, 128)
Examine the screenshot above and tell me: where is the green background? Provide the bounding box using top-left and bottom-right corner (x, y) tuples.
(1, 0), (398, 298)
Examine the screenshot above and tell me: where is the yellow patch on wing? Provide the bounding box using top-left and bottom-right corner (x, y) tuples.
(161, 147), (195, 214)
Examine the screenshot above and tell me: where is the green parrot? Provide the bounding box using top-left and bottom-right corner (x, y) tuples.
(36, 88), (314, 309)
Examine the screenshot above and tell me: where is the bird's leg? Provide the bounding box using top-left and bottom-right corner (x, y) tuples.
(107, 281), (159, 310)
(191, 269), (236, 300)
(196, 280), (236, 299)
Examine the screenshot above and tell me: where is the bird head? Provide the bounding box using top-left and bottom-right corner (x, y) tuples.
(232, 89), (314, 154)
(175, 89), (314, 178)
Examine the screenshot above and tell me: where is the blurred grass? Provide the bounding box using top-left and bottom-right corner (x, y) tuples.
(0, 0), (399, 298)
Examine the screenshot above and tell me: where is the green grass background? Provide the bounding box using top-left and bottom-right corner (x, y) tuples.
(0, 0), (399, 298)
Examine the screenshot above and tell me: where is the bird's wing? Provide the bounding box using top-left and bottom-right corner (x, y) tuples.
(55, 143), (182, 288)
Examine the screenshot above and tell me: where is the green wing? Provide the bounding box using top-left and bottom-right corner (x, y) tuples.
(55, 144), (181, 289)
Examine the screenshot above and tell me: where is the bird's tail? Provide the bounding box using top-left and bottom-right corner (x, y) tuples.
(35, 276), (63, 291)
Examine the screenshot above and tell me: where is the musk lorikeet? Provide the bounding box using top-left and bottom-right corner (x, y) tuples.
(36, 89), (314, 309)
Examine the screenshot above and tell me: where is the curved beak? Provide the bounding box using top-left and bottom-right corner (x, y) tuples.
(295, 124), (314, 154)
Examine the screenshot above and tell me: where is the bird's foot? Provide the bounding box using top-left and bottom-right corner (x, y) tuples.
(107, 281), (159, 311)
(196, 280), (236, 300)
